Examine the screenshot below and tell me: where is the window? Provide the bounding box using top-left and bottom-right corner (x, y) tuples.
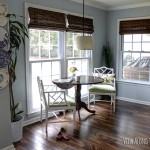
(26, 6), (94, 114)
(119, 19), (150, 83)
(27, 29), (92, 114)
(121, 34), (150, 82)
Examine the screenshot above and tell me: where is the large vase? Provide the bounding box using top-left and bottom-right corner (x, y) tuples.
(11, 115), (24, 142)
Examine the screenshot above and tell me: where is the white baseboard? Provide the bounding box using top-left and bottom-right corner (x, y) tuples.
(23, 112), (59, 127)
(117, 96), (150, 106)
(1, 145), (15, 150)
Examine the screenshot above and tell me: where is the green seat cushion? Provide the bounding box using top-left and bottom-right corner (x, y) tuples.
(66, 96), (76, 106)
(89, 84), (116, 93)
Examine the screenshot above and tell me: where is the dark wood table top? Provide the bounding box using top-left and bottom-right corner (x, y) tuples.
(52, 75), (104, 89)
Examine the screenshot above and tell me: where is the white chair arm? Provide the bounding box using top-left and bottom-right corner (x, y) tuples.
(44, 90), (66, 94)
(113, 78), (116, 88)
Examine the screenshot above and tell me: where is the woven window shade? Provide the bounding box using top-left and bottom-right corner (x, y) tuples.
(120, 19), (150, 35)
(28, 7), (66, 31)
(67, 15), (94, 34)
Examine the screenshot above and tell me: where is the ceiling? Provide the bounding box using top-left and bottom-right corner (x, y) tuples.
(70, 0), (150, 10)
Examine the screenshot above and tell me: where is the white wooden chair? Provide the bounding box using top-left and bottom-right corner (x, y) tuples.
(37, 76), (76, 133)
(88, 66), (116, 112)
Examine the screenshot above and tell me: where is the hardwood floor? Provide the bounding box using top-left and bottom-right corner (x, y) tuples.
(14, 100), (150, 150)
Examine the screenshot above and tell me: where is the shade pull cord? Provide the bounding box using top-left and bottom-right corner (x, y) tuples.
(83, 0), (84, 36)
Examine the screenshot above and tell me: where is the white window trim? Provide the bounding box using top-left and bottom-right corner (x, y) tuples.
(25, 3), (94, 114)
(116, 16), (150, 85)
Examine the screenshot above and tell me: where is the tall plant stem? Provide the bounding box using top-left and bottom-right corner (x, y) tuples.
(8, 68), (15, 122)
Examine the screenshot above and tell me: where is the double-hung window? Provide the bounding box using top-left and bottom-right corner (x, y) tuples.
(26, 6), (94, 114)
(119, 19), (150, 83)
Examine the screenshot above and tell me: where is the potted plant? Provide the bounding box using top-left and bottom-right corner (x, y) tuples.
(7, 14), (28, 142)
(102, 43), (112, 68)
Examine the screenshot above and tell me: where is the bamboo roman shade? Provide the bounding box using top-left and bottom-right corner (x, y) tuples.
(120, 19), (150, 35)
(67, 15), (94, 34)
(28, 7), (66, 31)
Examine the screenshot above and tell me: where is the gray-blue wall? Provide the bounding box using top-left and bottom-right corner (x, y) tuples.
(107, 6), (150, 103)
(0, 87), (12, 149)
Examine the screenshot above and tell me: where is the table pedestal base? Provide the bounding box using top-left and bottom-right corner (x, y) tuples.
(75, 84), (95, 121)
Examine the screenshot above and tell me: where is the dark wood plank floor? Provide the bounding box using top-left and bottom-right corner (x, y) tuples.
(14, 100), (150, 150)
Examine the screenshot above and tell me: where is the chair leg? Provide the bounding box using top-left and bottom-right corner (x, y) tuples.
(45, 109), (48, 133)
(93, 94), (95, 104)
(73, 109), (76, 129)
(111, 95), (113, 105)
(63, 109), (66, 118)
(113, 94), (116, 112)
(88, 93), (90, 108)
(40, 104), (43, 122)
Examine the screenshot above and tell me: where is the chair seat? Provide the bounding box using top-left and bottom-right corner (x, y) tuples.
(89, 84), (116, 93)
(49, 96), (76, 107)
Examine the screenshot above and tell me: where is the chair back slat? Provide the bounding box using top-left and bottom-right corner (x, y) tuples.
(48, 91), (69, 106)
(37, 76), (69, 107)
(94, 66), (114, 75)
(37, 76), (48, 107)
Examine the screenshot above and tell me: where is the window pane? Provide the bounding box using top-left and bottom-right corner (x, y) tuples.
(50, 32), (58, 45)
(31, 63), (41, 110)
(52, 61), (60, 75)
(66, 32), (73, 45)
(41, 62), (51, 84)
(40, 46), (49, 59)
(68, 60), (77, 76)
(123, 66), (131, 79)
(130, 69), (140, 80)
(123, 52), (132, 66)
(142, 34), (150, 42)
(31, 63), (42, 78)
(30, 45), (39, 60)
(81, 50), (87, 57)
(32, 78), (40, 109)
(141, 53), (150, 58)
(66, 33), (73, 57)
(50, 46), (58, 58)
(124, 43), (132, 51)
(80, 59), (88, 75)
(75, 60), (81, 75)
(42, 62), (51, 76)
(131, 53), (140, 65)
(40, 30), (49, 44)
(67, 59), (89, 76)
(133, 43), (141, 51)
(124, 35), (132, 42)
(74, 49), (80, 57)
(133, 34), (141, 42)
(142, 43), (150, 51)
(66, 46), (73, 57)
(30, 29), (39, 45)
(66, 32), (89, 58)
